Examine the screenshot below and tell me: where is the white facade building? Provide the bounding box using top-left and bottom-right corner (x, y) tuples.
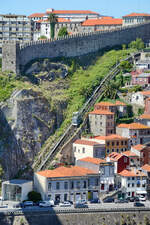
(2, 180), (33, 202)
(117, 169), (147, 198)
(76, 157), (115, 192)
(34, 166), (99, 202)
(73, 139), (105, 162)
(131, 91), (150, 107)
(116, 122), (150, 146)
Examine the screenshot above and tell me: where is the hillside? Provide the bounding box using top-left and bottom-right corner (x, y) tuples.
(0, 47), (135, 178)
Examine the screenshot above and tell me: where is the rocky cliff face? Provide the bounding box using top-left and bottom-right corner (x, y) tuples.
(0, 88), (67, 178)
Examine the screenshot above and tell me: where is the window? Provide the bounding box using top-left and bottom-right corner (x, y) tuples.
(64, 182), (68, 189)
(82, 148), (85, 153)
(128, 183), (130, 187)
(83, 181), (86, 188)
(132, 183), (134, 187)
(76, 181), (80, 189)
(78, 149), (80, 153)
(95, 178), (99, 186)
(112, 142), (114, 146)
(70, 181), (74, 189)
(101, 167), (105, 175)
(132, 177), (135, 180)
(74, 147), (76, 152)
(107, 149), (109, 154)
(116, 141), (119, 146)
(56, 182), (60, 190)
(48, 182), (51, 191)
(128, 177), (130, 180)
(107, 142), (110, 146)
(124, 157), (127, 163)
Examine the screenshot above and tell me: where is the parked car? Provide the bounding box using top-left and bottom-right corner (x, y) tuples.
(103, 197), (114, 203)
(39, 200), (54, 207)
(77, 199), (87, 204)
(115, 198), (128, 203)
(23, 201), (34, 207)
(134, 197), (140, 202)
(134, 202), (145, 207)
(126, 197), (135, 202)
(90, 199), (100, 204)
(74, 203), (88, 208)
(13, 203), (24, 208)
(138, 195), (146, 201)
(59, 201), (72, 207)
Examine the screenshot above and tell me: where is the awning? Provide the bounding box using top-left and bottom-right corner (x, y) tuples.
(136, 190), (147, 194)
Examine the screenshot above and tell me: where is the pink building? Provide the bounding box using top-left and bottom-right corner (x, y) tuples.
(131, 71), (150, 86)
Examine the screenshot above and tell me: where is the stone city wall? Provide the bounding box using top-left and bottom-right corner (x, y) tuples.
(2, 22), (150, 75)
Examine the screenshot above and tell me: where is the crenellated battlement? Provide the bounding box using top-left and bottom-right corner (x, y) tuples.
(2, 21), (150, 75)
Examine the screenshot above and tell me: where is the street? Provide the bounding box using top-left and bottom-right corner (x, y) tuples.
(0, 201), (150, 213)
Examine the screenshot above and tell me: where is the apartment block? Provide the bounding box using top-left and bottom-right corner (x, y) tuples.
(0, 14), (33, 54)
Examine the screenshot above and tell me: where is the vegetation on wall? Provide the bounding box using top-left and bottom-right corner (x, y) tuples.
(38, 35), (47, 40)
(58, 27), (69, 37)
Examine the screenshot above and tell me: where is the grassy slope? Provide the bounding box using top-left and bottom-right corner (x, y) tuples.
(0, 48), (135, 165)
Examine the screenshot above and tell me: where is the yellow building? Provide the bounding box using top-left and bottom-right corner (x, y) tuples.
(91, 134), (129, 156)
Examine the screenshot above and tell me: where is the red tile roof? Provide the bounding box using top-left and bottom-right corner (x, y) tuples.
(95, 101), (115, 106)
(101, 16), (114, 19)
(118, 169), (146, 177)
(142, 164), (150, 172)
(82, 18), (122, 26)
(132, 144), (146, 151)
(94, 134), (128, 141)
(115, 101), (126, 106)
(74, 139), (100, 146)
(140, 91), (150, 96)
(108, 152), (123, 161)
(117, 123), (150, 130)
(36, 166), (96, 178)
(123, 150), (138, 157)
(37, 18), (70, 23)
(123, 13), (150, 18)
(79, 157), (105, 165)
(28, 13), (45, 18)
(140, 114), (150, 119)
(89, 110), (114, 115)
(47, 10), (99, 15)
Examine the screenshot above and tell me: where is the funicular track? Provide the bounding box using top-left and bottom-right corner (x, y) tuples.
(33, 52), (140, 171)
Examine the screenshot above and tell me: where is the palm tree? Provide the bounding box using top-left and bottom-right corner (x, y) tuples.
(47, 13), (58, 39)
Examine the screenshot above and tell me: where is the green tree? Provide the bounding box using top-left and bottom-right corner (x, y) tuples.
(48, 13), (58, 39)
(58, 27), (69, 37)
(27, 191), (42, 202)
(119, 61), (132, 73)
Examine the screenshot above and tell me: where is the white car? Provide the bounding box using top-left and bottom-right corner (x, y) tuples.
(59, 201), (72, 207)
(138, 195), (146, 201)
(39, 200), (54, 207)
(23, 201), (34, 206)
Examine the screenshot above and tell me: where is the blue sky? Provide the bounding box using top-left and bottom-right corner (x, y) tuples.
(1, 0), (150, 18)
